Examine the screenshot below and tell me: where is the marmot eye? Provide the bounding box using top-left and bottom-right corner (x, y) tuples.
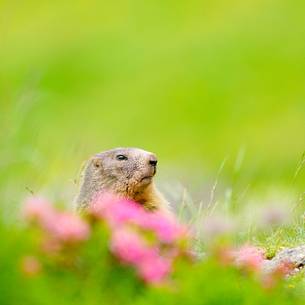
(116, 154), (128, 161)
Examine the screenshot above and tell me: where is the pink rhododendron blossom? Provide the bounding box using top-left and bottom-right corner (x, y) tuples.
(137, 254), (171, 284)
(110, 228), (154, 264)
(234, 245), (265, 271)
(45, 212), (90, 242)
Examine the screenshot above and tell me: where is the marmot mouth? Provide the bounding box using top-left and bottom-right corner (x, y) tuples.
(140, 176), (153, 182)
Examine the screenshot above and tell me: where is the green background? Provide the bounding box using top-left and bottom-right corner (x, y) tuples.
(1, 0), (304, 215)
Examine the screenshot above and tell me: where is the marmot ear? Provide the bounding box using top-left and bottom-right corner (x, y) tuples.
(92, 157), (103, 169)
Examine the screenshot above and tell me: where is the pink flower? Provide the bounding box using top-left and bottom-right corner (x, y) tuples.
(137, 254), (171, 284)
(110, 228), (153, 264)
(92, 193), (186, 243)
(91, 193), (144, 227)
(23, 197), (90, 243)
(41, 238), (62, 254)
(273, 260), (294, 276)
(93, 193), (185, 284)
(23, 197), (55, 225)
(21, 256), (41, 276)
(260, 205), (289, 227)
(139, 212), (186, 243)
(46, 212), (90, 242)
(261, 260), (294, 289)
(110, 228), (172, 284)
(234, 245), (265, 271)
(202, 215), (234, 240)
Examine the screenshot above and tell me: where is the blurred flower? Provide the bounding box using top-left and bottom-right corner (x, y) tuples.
(260, 205), (290, 227)
(234, 245), (265, 271)
(261, 261), (294, 290)
(110, 228), (153, 265)
(138, 254), (171, 284)
(91, 193), (144, 227)
(138, 211), (187, 243)
(202, 215), (235, 240)
(272, 260), (294, 277)
(24, 196), (90, 244)
(24, 193), (187, 286)
(214, 245), (235, 266)
(46, 212), (90, 243)
(261, 274), (275, 290)
(111, 228), (172, 284)
(23, 196), (55, 225)
(244, 194), (292, 229)
(100, 193), (186, 284)
(21, 256), (41, 276)
(41, 238), (62, 254)
(92, 192), (187, 243)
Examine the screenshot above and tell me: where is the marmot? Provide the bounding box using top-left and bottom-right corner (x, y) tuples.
(74, 147), (170, 213)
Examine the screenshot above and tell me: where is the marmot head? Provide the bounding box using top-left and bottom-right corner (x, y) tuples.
(92, 147), (158, 192)
(76, 148), (159, 209)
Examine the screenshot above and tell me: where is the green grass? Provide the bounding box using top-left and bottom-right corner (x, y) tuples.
(0, 1), (305, 302)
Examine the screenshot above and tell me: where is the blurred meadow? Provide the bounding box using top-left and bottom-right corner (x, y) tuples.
(2, 2), (305, 305)
(1, 0), (305, 217)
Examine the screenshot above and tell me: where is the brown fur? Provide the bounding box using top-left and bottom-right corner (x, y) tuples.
(74, 148), (170, 213)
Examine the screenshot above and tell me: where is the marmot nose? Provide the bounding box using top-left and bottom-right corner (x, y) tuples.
(149, 158), (158, 167)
